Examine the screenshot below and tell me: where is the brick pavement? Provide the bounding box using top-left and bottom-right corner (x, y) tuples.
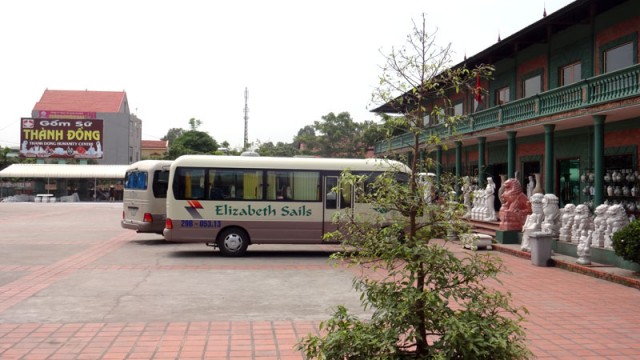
(1, 203), (640, 359)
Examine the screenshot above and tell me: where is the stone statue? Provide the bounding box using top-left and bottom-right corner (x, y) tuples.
(577, 230), (593, 265)
(571, 204), (591, 244)
(603, 204), (629, 250)
(472, 189), (485, 221)
(590, 204), (609, 248)
(484, 177), (497, 221)
(526, 175), (535, 198)
(521, 193), (544, 252)
(462, 176), (472, 219)
(541, 194), (561, 237)
(498, 179), (532, 231)
(558, 204), (576, 242)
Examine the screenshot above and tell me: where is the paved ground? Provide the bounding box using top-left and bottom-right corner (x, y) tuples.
(1, 202), (640, 359)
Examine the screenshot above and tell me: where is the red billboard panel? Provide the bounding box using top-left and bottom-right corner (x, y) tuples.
(19, 118), (104, 159)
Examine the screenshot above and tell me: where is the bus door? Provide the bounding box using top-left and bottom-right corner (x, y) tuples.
(322, 176), (353, 238)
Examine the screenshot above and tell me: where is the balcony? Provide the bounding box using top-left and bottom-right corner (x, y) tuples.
(375, 63), (640, 154)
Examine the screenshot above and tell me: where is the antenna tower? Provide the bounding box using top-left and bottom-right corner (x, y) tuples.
(243, 87), (249, 150)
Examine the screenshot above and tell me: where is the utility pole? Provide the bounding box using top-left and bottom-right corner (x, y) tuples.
(243, 87), (249, 150)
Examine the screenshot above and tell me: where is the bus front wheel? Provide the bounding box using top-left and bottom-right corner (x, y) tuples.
(217, 228), (249, 257)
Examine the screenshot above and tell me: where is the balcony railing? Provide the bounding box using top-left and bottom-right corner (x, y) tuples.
(375, 63), (640, 154)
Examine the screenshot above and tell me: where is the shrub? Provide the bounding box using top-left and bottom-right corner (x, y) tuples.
(612, 220), (640, 264)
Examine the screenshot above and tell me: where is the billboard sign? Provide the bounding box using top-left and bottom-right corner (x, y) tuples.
(37, 110), (97, 119)
(19, 118), (104, 159)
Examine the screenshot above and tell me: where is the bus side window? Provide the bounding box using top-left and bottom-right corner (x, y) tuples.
(325, 177), (338, 209)
(210, 187), (224, 200)
(339, 182), (352, 209)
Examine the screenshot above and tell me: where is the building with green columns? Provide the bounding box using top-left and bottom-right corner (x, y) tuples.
(374, 0), (640, 218)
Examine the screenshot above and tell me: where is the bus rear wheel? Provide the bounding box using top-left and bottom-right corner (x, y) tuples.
(217, 228), (249, 257)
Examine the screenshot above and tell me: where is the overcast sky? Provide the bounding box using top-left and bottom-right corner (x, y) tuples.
(0, 0), (574, 150)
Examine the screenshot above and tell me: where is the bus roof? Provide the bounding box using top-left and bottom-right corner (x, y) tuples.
(171, 155), (410, 173)
(126, 160), (173, 172)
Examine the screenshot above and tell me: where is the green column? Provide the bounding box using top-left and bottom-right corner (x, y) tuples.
(593, 115), (606, 207)
(544, 124), (555, 194)
(478, 137), (486, 188)
(436, 145), (443, 185)
(507, 131), (517, 179)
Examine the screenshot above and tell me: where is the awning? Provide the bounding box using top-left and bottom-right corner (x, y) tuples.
(0, 164), (128, 179)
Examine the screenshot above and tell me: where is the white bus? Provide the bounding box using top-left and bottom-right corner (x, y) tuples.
(121, 160), (173, 234)
(163, 155), (409, 256)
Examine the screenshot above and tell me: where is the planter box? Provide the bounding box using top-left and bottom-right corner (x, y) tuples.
(553, 240), (640, 272)
(461, 233), (493, 250)
(495, 230), (520, 244)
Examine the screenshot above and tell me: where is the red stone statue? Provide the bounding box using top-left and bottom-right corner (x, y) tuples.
(498, 179), (532, 231)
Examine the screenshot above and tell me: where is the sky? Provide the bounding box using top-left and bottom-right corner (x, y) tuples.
(0, 0), (575, 150)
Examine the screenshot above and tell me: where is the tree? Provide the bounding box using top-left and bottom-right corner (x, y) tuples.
(167, 130), (218, 159)
(188, 117), (202, 131)
(297, 14), (529, 359)
(161, 128), (185, 145)
(312, 112), (366, 158)
(294, 125), (319, 155)
(1, 147), (17, 170)
(256, 141), (299, 157)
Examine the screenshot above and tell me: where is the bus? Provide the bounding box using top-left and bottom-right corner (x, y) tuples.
(163, 155), (409, 256)
(121, 160), (172, 234)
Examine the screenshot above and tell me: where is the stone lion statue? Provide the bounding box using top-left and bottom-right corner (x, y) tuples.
(590, 204), (609, 248)
(603, 204), (629, 250)
(498, 178), (532, 231)
(558, 203), (576, 242)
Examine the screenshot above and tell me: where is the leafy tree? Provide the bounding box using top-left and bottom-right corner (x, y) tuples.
(161, 128), (185, 145)
(166, 130), (218, 159)
(188, 117), (202, 131)
(297, 14), (529, 359)
(294, 125), (319, 155)
(1, 147), (17, 170)
(256, 141), (299, 157)
(312, 112), (365, 158)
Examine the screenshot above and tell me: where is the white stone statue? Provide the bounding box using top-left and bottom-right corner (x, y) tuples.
(526, 175), (535, 198)
(571, 204), (591, 244)
(462, 176), (472, 219)
(541, 194), (561, 237)
(483, 177), (497, 221)
(590, 204), (609, 248)
(558, 204), (576, 242)
(521, 193), (544, 252)
(577, 230), (593, 265)
(603, 204), (629, 250)
(471, 189), (484, 221)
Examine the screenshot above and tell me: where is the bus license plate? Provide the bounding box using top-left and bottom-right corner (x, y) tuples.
(180, 220), (221, 228)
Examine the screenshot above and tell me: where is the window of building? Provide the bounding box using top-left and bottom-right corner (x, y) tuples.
(604, 42), (634, 73)
(523, 74), (542, 98)
(423, 110), (445, 126)
(560, 61), (582, 86)
(495, 87), (510, 105)
(453, 102), (463, 116)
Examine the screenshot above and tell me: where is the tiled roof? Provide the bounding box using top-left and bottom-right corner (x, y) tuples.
(33, 90), (126, 113)
(141, 140), (168, 150)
